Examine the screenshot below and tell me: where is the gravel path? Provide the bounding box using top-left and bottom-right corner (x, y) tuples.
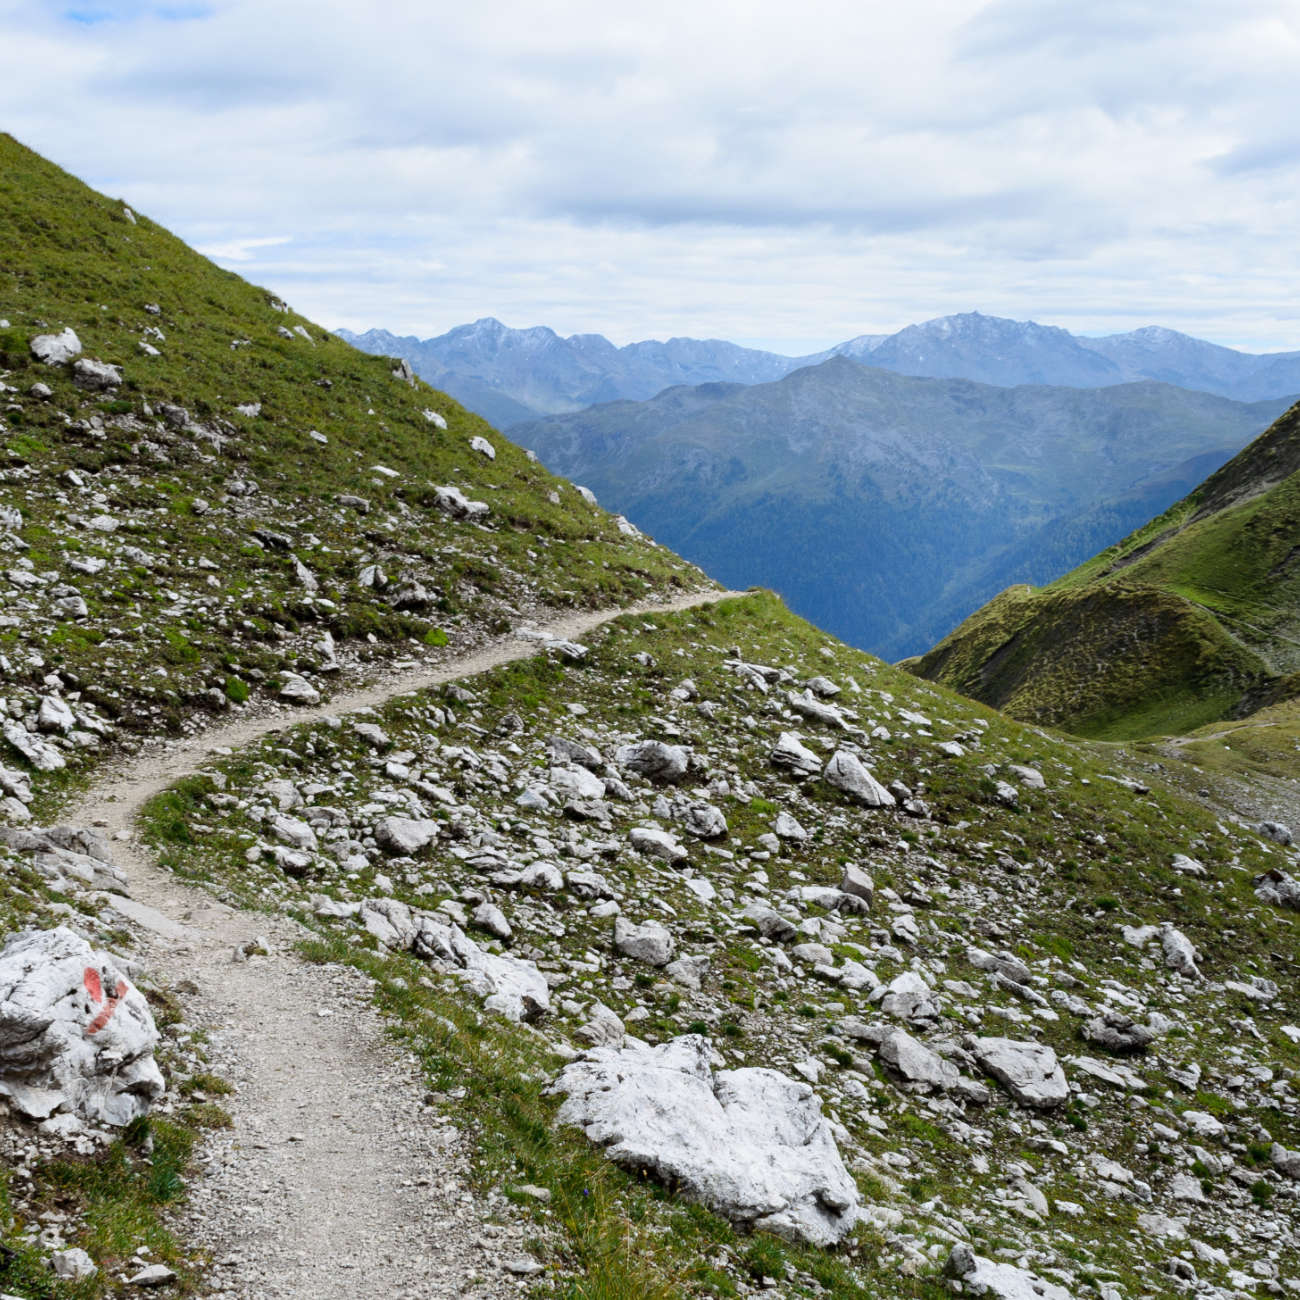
(64, 590), (740, 1298)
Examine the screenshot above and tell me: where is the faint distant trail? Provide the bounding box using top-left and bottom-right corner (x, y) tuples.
(61, 588), (741, 1300)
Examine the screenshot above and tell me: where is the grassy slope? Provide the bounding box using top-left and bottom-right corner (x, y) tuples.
(0, 132), (707, 808)
(0, 135), (704, 1296)
(138, 592), (1300, 1299)
(907, 401), (1300, 738)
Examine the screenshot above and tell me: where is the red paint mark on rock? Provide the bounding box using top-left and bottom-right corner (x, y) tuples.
(82, 966), (127, 1036)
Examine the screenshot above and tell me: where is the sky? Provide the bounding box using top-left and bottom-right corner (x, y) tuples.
(3, 0), (1300, 353)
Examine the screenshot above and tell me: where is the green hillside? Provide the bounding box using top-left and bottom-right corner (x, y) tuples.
(907, 400), (1300, 738)
(0, 132), (706, 794)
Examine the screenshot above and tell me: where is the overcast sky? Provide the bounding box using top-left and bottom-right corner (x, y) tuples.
(4, 0), (1300, 352)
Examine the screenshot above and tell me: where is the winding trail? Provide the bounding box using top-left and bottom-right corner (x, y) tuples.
(64, 590), (740, 1299)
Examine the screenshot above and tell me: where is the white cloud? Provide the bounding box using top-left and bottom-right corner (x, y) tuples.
(1, 0), (1299, 351)
(194, 235), (291, 262)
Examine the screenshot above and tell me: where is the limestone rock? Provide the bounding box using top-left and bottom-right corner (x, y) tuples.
(31, 327), (83, 365)
(1083, 1011), (1155, 1055)
(278, 674), (321, 706)
(549, 1035), (859, 1245)
(629, 826), (688, 863)
(945, 1247), (1072, 1300)
(823, 750), (894, 806)
(614, 917), (675, 966)
(972, 1036), (1068, 1109)
(374, 816), (441, 855)
(878, 1028), (960, 1093)
(71, 358), (122, 391)
(1160, 923), (1201, 979)
(1255, 868), (1300, 910)
(3, 721), (66, 772)
(614, 739), (689, 784)
(432, 484), (489, 521)
(769, 731), (821, 778)
(403, 911), (549, 1022)
(0, 927), (164, 1125)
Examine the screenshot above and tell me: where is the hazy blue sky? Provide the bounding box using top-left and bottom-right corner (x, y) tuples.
(4, 0), (1299, 352)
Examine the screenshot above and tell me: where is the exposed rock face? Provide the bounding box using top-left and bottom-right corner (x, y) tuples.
(0, 927), (164, 1125)
(549, 1035), (860, 1246)
(972, 1036), (1068, 1109)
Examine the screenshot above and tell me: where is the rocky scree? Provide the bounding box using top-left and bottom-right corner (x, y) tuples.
(141, 591), (1300, 1300)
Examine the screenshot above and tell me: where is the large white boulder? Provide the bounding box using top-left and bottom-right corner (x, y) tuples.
(973, 1036), (1068, 1109)
(30, 327), (82, 365)
(0, 927), (164, 1125)
(823, 750), (894, 807)
(3, 720), (66, 772)
(374, 815), (440, 856)
(946, 1246), (1073, 1300)
(432, 484), (490, 521)
(614, 739), (689, 784)
(769, 731), (821, 777)
(629, 826), (688, 863)
(614, 917), (675, 966)
(71, 357), (123, 391)
(549, 1035), (860, 1246)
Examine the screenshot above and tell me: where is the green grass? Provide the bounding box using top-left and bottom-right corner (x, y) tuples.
(133, 590), (1300, 1297)
(909, 401), (1300, 738)
(0, 130), (710, 808)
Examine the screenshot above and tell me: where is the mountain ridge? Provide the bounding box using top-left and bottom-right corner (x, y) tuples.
(340, 309), (1300, 426)
(507, 356), (1294, 658)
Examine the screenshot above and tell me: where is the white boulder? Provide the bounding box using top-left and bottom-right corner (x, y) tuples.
(432, 485), (489, 521)
(0, 927), (164, 1125)
(549, 1035), (859, 1246)
(3, 720), (65, 772)
(769, 731), (822, 778)
(374, 816), (441, 855)
(823, 750), (894, 806)
(1160, 923), (1201, 979)
(615, 739), (689, 784)
(71, 358), (123, 391)
(30, 327), (82, 365)
(629, 826), (688, 863)
(614, 917), (675, 966)
(973, 1036), (1068, 1109)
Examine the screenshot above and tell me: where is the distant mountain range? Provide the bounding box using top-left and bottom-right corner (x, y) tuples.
(507, 356), (1294, 657)
(339, 311), (1300, 426)
(336, 320), (799, 430)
